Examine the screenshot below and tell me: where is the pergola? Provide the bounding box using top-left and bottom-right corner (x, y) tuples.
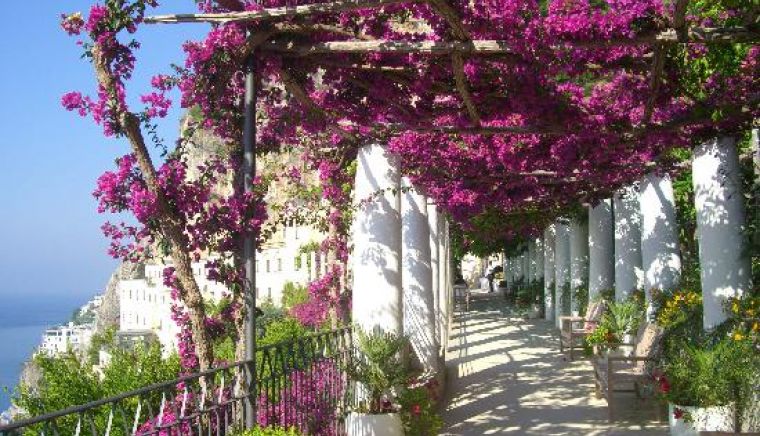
(140, 0), (756, 429)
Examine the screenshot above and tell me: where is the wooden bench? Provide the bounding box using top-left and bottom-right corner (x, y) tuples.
(558, 300), (606, 361)
(592, 322), (664, 421)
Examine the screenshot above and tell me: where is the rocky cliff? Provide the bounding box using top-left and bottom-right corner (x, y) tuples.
(94, 262), (144, 334)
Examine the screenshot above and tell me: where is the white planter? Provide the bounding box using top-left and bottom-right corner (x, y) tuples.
(346, 412), (404, 436)
(622, 333), (635, 357)
(668, 403), (735, 435)
(528, 305), (541, 319)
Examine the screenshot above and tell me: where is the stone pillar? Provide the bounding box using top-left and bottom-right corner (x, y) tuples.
(693, 137), (753, 330)
(442, 220), (451, 354)
(527, 241), (534, 284)
(310, 252), (318, 281)
(640, 173), (682, 318)
(543, 226), (556, 321)
(569, 219), (589, 315)
(401, 179), (438, 372)
(614, 186), (644, 301)
(437, 217), (447, 351)
(352, 143), (402, 334)
(427, 202), (440, 355)
(522, 250), (531, 284)
(589, 200), (615, 301)
(534, 236), (544, 282)
(554, 221), (571, 328)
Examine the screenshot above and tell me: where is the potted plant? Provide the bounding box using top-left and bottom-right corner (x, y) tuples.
(345, 329), (408, 436)
(607, 300), (644, 352)
(585, 300), (643, 357)
(657, 337), (758, 435)
(398, 377), (443, 435)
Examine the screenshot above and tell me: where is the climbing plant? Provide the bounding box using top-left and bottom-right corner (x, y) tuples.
(60, 0), (757, 369)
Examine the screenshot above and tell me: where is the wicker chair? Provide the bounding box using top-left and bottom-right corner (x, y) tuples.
(558, 300), (606, 361)
(592, 322), (664, 421)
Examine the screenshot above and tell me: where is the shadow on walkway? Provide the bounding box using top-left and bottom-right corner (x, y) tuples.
(440, 297), (667, 435)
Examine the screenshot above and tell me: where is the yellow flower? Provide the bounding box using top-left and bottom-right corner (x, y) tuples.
(752, 322), (759, 333)
(732, 302), (740, 314)
(732, 331), (745, 341)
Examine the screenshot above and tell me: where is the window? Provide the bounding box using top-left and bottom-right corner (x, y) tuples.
(277, 259), (282, 272)
(266, 260), (270, 273)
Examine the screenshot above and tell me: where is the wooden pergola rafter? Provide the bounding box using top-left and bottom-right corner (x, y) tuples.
(146, 0), (758, 139)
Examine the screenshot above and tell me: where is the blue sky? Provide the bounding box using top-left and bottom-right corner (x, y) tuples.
(0, 2), (207, 305)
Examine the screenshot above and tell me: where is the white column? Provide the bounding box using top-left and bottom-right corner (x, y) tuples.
(570, 219), (589, 315)
(516, 254), (524, 284)
(693, 137), (752, 330)
(427, 202), (440, 354)
(641, 173), (682, 319)
(525, 239), (536, 284)
(589, 200), (615, 301)
(442, 220), (451, 354)
(614, 186), (644, 301)
(401, 179), (438, 372)
(534, 236), (544, 282)
(543, 226), (556, 321)
(310, 252), (318, 280)
(522, 250), (531, 284)
(352, 143), (402, 334)
(554, 221), (571, 328)
(437, 217), (447, 351)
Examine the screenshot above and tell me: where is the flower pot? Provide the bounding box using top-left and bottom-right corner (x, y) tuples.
(622, 333), (635, 357)
(668, 403), (735, 435)
(346, 412), (404, 436)
(528, 304), (541, 319)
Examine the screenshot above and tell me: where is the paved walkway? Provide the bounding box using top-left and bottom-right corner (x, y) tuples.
(440, 296), (667, 435)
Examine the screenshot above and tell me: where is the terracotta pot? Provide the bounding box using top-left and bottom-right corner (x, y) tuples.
(346, 412), (404, 436)
(668, 403), (735, 435)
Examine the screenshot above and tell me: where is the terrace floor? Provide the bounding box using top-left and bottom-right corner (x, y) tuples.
(439, 291), (668, 435)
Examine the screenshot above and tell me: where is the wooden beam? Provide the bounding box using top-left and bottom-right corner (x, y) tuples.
(673, 0), (689, 41)
(145, 0), (419, 24)
(452, 53), (481, 126)
(262, 39), (514, 55)
(261, 28), (757, 56)
(642, 0), (687, 125)
(426, 0), (470, 40)
(642, 43), (666, 125)
(405, 124), (564, 135)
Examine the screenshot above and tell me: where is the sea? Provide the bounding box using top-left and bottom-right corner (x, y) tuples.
(0, 294), (85, 412)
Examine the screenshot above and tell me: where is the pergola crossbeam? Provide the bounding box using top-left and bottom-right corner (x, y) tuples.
(144, 0), (420, 24)
(261, 39), (515, 55)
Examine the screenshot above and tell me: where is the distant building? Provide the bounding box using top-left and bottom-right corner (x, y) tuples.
(39, 322), (94, 356)
(117, 221), (327, 355)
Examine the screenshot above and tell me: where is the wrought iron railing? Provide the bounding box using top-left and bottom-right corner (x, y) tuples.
(0, 327), (353, 436)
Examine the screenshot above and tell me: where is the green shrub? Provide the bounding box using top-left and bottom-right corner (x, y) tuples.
(573, 285), (589, 316)
(398, 385), (443, 436)
(281, 282), (309, 310)
(346, 329), (409, 414)
(661, 337), (759, 411)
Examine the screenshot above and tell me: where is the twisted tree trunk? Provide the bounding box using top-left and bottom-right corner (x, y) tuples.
(93, 46), (215, 371)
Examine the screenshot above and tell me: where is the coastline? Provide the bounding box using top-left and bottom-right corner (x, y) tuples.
(0, 324), (48, 412)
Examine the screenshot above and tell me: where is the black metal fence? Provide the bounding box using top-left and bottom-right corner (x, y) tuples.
(0, 327), (353, 436)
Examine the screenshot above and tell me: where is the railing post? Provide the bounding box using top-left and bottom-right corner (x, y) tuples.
(243, 51), (258, 430)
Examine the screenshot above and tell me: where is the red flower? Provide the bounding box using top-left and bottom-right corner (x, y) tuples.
(673, 407), (685, 419)
(657, 375), (670, 394)
(411, 404), (421, 416)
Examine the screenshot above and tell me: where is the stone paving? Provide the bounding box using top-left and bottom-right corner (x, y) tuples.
(440, 293), (668, 435)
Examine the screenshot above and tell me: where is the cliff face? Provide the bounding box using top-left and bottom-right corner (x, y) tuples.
(94, 262), (144, 334)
